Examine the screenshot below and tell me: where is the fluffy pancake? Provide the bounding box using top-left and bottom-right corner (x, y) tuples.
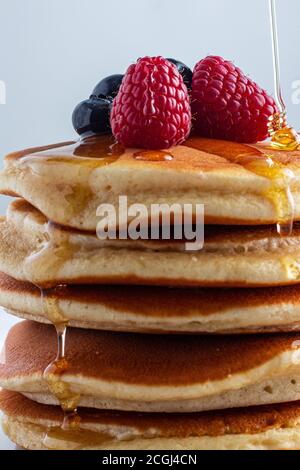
(2, 321), (300, 413)
(2, 199), (300, 287)
(3, 272), (300, 334)
(2, 390), (300, 450)
(1, 135), (300, 231)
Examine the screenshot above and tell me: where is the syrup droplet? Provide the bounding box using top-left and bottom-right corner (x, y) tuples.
(133, 150), (174, 162)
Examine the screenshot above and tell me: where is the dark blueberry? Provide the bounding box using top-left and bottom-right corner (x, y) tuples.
(91, 74), (124, 100)
(166, 58), (193, 90)
(72, 97), (112, 136)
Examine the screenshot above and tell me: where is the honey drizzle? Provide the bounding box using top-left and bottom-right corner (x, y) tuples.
(19, 137), (175, 448)
(268, 0), (300, 151)
(42, 426), (112, 450)
(21, 135), (119, 439)
(19, 135), (125, 221)
(21, 136), (127, 447)
(28, 229), (83, 445)
(43, 321), (80, 416)
(15, 125), (300, 448)
(185, 138), (296, 237)
(133, 150), (174, 162)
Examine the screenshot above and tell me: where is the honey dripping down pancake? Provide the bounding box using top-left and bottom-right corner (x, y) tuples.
(36, 229), (98, 440)
(186, 138), (296, 237)
(6, 320), (300, 413)
(29, 134), (122, 440)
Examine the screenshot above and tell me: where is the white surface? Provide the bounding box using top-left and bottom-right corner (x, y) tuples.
(0, 309), (20, 450)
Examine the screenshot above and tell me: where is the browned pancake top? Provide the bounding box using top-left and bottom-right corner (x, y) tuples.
(0, 321), (299, 386)
(1, 390), (300, 437)
(2, 272), (300, 318)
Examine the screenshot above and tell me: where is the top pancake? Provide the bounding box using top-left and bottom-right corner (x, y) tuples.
(1, 135), (300, 230)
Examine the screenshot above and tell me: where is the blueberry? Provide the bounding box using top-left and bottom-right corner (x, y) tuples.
(72, 97), (112, 136)
(91, 74), (124, 100)
(166, 58), (193, 90)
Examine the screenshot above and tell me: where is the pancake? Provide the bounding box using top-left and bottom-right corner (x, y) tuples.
(3, 272), (300, 334)
(2, 321), (300, 413)
(2, 390), (300, 450)
(0, 135), (300, 231)
(2, 199), (300, 288)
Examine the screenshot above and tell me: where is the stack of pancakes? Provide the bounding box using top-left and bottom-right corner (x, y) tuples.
(1, 135), (300, 450)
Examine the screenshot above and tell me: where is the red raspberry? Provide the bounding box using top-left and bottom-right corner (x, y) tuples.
(110, 56), (191, 149)
(192, 56), (278, 143)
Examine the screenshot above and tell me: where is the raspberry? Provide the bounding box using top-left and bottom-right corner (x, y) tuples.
(110, 56), (192, 149)
(191, 56), (278, 143)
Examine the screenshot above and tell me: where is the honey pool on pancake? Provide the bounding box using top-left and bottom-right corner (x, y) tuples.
(133, 150), (174, 162)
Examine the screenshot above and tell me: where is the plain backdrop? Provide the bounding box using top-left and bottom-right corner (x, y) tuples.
(0, 0), (300, 214)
